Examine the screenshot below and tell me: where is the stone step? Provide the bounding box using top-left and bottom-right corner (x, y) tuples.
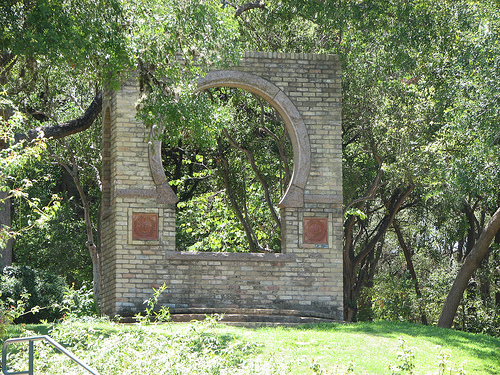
(170, 313), (333, 324)
(167, 308), (337, 327)
(222, 321), (316, 328)
(168, 307), (335, 320)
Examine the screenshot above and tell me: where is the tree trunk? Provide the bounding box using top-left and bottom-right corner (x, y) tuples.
(50, 142), (102, 308)
(478, 252), (491, 305)
(343, 185), (415, 321)
(343, 155), (384, 321)
(463, 201), (478, 258)
(223, 128), (281, 230)
(393, 220), (428, 325)
(217, 139), (259, 253)
(437, 206), (500, 328)
(355, 240), (384, 320)
(0, 191), (13, 269)
(495, 221), (500, 308)
(343, 253), (358, 322)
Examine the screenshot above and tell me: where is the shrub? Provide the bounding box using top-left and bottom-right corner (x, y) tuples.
(372, 271), (421, 323)
(61, 283), (98, 319)
(0, 265), (67, 323)
(12, 200), (93, 287)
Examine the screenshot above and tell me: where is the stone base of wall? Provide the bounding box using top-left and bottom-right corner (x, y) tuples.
(114, 251), (342, 321)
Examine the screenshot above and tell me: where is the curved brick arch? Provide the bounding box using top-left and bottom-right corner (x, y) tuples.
(196, 70), (310, 207)
(148, 126), (179, 205)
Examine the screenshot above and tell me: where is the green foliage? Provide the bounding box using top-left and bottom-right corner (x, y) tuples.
(125, 0), (240, 74)
(0, 265), (67, 323)
(176, 191), (249, 252)
(455, 282), (500, 337)
(436, 347), (467, 375)
(389, 337), (415, 374)
(13, 199), (92, 286)
(140, 90), (233, 149)
(2, 145), (95, 285)
(371, 245), (456, 325)
(61, 283), (98, 319)
(4, 320), (497, 374)
(237, 1), (332, 53)
(170, 88), (291, 252)
(4, 318), (261, 374)
(0, 0), (131, 82)
(134, 283), (170, 324)
(132, 0), (242, 143)
(1, 0), (500, 333)
(372, 271), (422, 323)
(0, 138), (47, 193)
(0, 289), (28, 340)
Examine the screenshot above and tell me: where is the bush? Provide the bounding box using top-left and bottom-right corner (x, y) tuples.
(0, 265), (67, 323)
(372, 271), (421, 323)
(12, 200), (93, 287)
(0, 289), (29, 340)
(61, 283), (98, 318)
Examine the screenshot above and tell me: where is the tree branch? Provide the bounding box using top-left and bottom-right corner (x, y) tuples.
(5, 90), (103, 149)
(251, 93), (291, 187)
(343, 154), (384, 214)
(223, 128), (281, 230)
(217, 137), (259, 253)
(393, 219), (428, 325)
(234, 1), (265, 18)
(353, 185), (415, 268)
(48, 140), (101, 304)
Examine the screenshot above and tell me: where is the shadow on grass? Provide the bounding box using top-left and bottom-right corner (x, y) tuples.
(3, 323), (52, 339)
(290, 320), (500, 371)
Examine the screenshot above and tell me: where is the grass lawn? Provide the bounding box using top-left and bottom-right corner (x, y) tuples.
(2, 319), (499, 374)
(243, 321), (500, 374)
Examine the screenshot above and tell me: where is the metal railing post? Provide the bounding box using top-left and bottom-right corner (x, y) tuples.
(28, 341), (33, 375)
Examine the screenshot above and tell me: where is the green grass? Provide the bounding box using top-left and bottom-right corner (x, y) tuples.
(245, 321), (500, 374)
(2, 319), (499, 374)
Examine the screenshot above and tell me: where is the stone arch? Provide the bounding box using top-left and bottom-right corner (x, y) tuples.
(195, 71), (310, 207)
(148, 126), (179, 205)
(147, 71), (310, 207)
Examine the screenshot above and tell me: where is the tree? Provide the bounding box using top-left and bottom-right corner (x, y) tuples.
(0, 0), (129, 293)
(428, 1), (500, 329)
(161, 87), (292, 253)
(438, 207), (500, 328)
(47, 138), (102, 301)
(7, 91), (103, 149)
(392, 220), (428, 324)
(216, 89), (291, 252)
(0, 191), (12, 268)
(275, 0), (500, 322)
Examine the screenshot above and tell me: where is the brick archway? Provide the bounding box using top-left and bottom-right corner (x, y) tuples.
(195, 70), (310, 208)
(148, 70), (311, 208)
(101, 52), (344, 320)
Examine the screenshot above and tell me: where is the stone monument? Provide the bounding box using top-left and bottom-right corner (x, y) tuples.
(100, 52), (343, 320)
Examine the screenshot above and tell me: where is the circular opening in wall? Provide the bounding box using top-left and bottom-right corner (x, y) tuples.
(160, 87), (293, 253)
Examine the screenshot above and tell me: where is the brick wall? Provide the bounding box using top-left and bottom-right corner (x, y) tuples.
(101, 52), (343, 320)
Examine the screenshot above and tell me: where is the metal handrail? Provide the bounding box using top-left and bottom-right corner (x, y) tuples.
(2, 335), (100, 375)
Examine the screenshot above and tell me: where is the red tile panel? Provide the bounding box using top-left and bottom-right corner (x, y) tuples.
(303, 217), (328, 244)
(132, 213), (159, 240)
